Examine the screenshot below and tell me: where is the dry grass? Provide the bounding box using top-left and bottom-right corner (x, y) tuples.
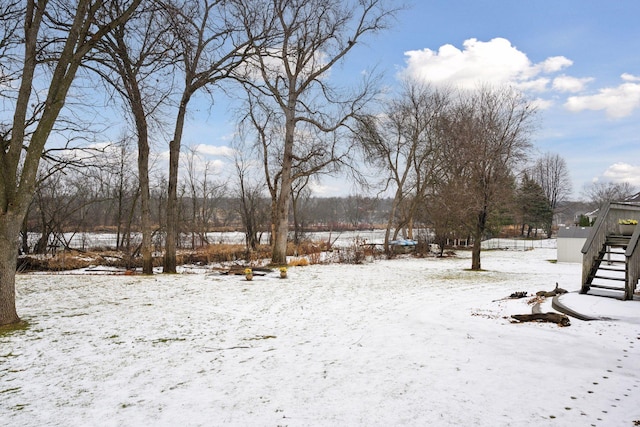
(287, 240), (324, 256)
(17, 239), (365, 272)
(288, 257), (310, 267)
(18, 250), (100, 272)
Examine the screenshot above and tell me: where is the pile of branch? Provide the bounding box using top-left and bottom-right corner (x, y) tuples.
(535, 282), (568, 298)
(494, 283), (571, 327)
(492, 291), (528, 302)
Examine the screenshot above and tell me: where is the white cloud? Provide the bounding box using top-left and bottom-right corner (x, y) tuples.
(530, 97), (554, 111)
(400, 37), (572, 91)
(194, 144), (235, 157)
(399, 37), (640, 123)
(552, 75), (594, 93)
(517, 77), (551, 92)
(603, 162), (640, 186)
(564, 81), (640, 118)
(621, 73), (640, 82)
(536, 56), (574, 74)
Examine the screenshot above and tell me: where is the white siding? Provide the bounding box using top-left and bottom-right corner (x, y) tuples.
(557, 237), (587, 263)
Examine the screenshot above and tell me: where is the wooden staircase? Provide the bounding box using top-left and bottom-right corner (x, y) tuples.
(583, 234), (630, 296)
(580, 202), (640, 301)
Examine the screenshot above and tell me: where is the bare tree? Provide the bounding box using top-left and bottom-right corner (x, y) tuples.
(183, 146), (204, 249)
(291, 176), (312, 245)
(426, 178), (468, 256)
(438, 86), (536, 270)
(355, 82), (448, 253)
(31, 170), (80, 254)
(109, 137), (140, 251)
(234, 0), (398, 264)
(20, 144), (105, 253)
(182, 145), (227, 249)
(233, 151), (268, 252)
(582, 181), (636, 212)
(86, 0), (173, 273)
(0, 0), (141, 325)
(158, 0), (253, 272)
(530, 152), (572, 237)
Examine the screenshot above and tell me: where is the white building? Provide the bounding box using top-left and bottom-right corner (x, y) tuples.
(557, 226), (591, 263)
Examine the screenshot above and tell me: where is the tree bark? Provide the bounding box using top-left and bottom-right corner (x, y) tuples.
(272, 192), (290, 264)
(163, 139), (179, 273)
(163, 96), (189, 273)
(271, 111), (295, 265)
(384, 188), (402, 255)
(0, 215), (21, 325)
(135, 112), (153, 274)
(471, 209), (487, 270)
(471, 237), (482, 270)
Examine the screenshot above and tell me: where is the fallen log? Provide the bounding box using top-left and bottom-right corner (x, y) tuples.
(216, 265), (273, 276)
(511, 312), (571, 327)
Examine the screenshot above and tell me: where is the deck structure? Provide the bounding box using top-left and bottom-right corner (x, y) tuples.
(581, 202), (640, 300)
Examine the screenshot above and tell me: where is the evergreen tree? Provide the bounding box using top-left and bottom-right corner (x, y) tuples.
(517, 174), (553, 237)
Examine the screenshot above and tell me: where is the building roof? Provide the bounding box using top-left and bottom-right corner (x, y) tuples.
(557, 226), (592, 238)
(624, 192), (640, 203)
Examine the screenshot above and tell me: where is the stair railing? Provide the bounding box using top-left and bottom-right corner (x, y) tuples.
(581, 203), (610, 292)
(581, 202), (640, 299)
(624, 225), (640, 300)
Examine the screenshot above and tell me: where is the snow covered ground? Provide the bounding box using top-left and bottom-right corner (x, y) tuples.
(2, 245), (639, 426)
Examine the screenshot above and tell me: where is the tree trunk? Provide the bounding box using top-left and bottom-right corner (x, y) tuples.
(164, 96), (189, 273)
(0, 214), (22, 325)
(292, 194), (300, 245)
(384, 188), (402, 254)
(125, 70), (154, 274)
(271, 186), (291, 265)
(0, 0), (143, 325)
(471, 209), (487, 270)
(164, 136), (179, 273)
(271, 110), (295, 265)
(471, 236), (482, 270)
(115, 157), (125, 250)
(138, 137), (153, 274)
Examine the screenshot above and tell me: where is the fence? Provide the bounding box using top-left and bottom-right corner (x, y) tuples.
(481, 238), (556, 251)
(24, 231), (556, 254)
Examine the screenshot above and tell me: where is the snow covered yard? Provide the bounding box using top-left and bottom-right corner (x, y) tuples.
(2, 247), (639, 426)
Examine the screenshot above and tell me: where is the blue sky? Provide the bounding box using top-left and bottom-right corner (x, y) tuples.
(184, 0), (640, 200)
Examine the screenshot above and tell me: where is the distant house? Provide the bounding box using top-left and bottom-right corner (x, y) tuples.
(584, 209), (598, 225)
(557, 226), (591, 263)
(579, 192), (640, 225)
